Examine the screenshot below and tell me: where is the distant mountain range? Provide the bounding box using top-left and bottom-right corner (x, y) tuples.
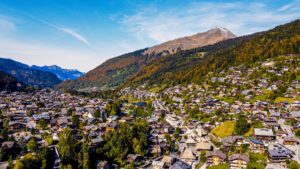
(58, 27), (237, 91)
(0, 58), (83, 89)
(31, 65), (84, 81)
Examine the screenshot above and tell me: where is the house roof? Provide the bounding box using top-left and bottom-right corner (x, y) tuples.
(181, 148), (196, 160)
(161, 155), (173, 163)
(291, 111), (300, 118)
(254, 128), (274, 136)
(195, 141), (212, 150)
(229, 154), (250, 162)
(206, 150), (226, 159)
(170, 160), (191, 169)
(249, 137), (264, 145)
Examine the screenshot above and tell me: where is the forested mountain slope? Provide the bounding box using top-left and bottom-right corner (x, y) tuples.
(124, 19), (300, 87)
(58, 28), (236, 91)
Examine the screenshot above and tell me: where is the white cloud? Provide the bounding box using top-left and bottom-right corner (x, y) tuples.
(120, 1), (300, 44)
(26, 14), (91, 46)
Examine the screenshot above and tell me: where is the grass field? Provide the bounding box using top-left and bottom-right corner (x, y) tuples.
(274, 97), (299, 103)
(212, 121), (235, 138)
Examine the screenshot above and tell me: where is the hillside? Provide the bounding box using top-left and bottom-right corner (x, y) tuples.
(0, 58), (62, 87)
(125, 19), (300, 87)
(0, 71), (21, 91)
(58, 28), (237, 91)
(31, 65), (84, 81)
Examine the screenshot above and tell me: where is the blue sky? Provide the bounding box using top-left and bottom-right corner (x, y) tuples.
(0, 0), (299, 72)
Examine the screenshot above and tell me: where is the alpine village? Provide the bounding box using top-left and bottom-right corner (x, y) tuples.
(1, 10), (300, 169)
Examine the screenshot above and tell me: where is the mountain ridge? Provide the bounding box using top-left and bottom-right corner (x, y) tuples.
(144, 27), (236, 55)
(31, 65), (84, 81)
(58, 27), (237, 91)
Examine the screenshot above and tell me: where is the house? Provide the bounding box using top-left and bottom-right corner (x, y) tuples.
(254, 128), (275, 141)
(185, 137), (197, 148)
(170, 160), (191, 169)
(283, 137), (299, 145)
(290, 111), (300, 119)
(206, 150), (226, 166)
(161, 156), (174, 167)
(152, 161), (165, 169)
(195, 141), (213, 152)
(228, 154), (250, 169)
(180, 148), (196, 163)
(249, 138), (265, 153)
(268, 145), (293, 163)
(222, 136), (244, 150)
(1, 141), (15, 150)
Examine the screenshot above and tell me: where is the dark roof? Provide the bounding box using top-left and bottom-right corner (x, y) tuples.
(229, 154), (250, 162)
(249, 137), (264, 145)
(135, 102), (147, 107)
(170, 160), (191, 169)
(206, 150), (226, 159)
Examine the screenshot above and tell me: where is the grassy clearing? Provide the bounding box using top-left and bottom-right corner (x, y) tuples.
(212, 121), (235, 138)
(274, 97), (299, 103)
(215, 97), (234, 104)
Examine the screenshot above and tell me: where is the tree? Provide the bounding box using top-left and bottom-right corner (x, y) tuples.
(82, 141), (90, 169)
(200, 151), (206, 163)
(93, 108), (100, 118)
(207, 164), (229, 169)
(288, 160), (300, 169)
(67, 108), (73, 116)
(235, 115), (250, 135)
(13, 153), (41, 169)
(58, 127), (76, 164)
(27, 138), (38, 152)
(71, 114), (80, 128)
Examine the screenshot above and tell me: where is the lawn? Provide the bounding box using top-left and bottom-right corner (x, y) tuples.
(215, 97), (234, 104)
(274, 97), (299, 103)
(212, 121), (236, 138)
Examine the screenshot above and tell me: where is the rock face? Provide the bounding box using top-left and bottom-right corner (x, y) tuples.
(143, 27), (236, 55)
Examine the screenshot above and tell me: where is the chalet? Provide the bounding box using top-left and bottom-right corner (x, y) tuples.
(152, 161), (165, 169)
(180, 148), (196, 162)
(228, 154), (249, 169)
(222, 136), (244, 150)
(8, 121), (26, 130)
(195, 141), (213, 152)
(1, 141), (16, 150)
(268, 145), (293, 163)
(254, 128), (275, 141)
(283, 137), (299, 145)
(206, 150), (226, 166)
(249, 138), (265, 153)
(161, 156), (174, 167)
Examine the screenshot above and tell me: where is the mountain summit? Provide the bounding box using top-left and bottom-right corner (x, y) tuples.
(144, 27), (236, 55)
